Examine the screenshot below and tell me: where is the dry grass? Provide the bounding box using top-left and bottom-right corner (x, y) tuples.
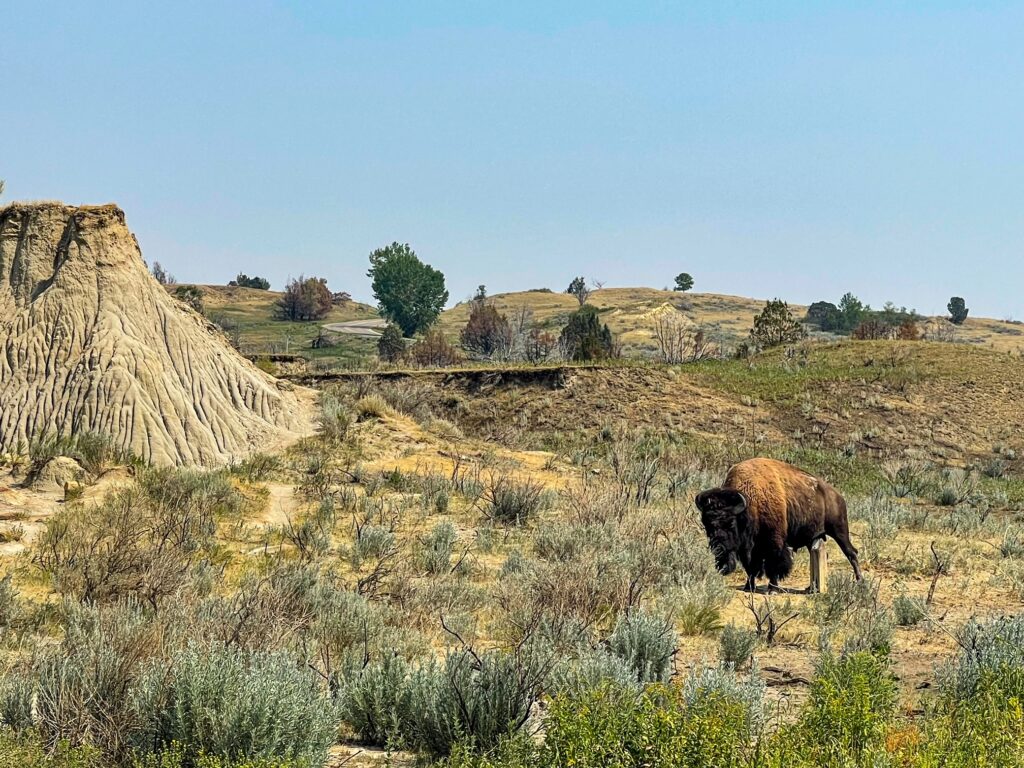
(175, 284), (380, 365)
(438, 288), (794, 354)
(438, 287), (1024, 357)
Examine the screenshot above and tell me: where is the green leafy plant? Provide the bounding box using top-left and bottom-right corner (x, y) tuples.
(368, 242), (448, 336)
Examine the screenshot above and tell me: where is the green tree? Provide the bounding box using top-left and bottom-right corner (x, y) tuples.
(560, 305), (615, 361)
(229, 273), (271, 290)
(805, 301), (840, 330)
(948, 296), (969, 325)
(749, 299), (806, 349)
(566, 276), (591, 306)
(377, 323), (406, 363)
(368, 243), (448, 337)
(673, 272), (694, 292)
(837, 292), (867, 333)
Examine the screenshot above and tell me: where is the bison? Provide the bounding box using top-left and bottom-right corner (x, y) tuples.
(695, 457), (861, 592)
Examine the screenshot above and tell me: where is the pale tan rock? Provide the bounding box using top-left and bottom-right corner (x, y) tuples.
(0, 202), (313, 466)
(27, 456), (91, 493)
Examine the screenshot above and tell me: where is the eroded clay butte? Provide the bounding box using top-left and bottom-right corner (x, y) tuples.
(0, 202), (313, 466)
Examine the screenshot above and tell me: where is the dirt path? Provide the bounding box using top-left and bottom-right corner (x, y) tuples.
(322, 318), (388, 338)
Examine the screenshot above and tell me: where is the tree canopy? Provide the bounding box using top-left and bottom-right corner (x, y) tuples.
(230, 273), (271, 290)
(948, 297), (969, 325)
(377, 323), (407, 363)
(275, 276), (332, 321)
(368, 243), (449, 337)
(749, 299), (806, 349)
(566, 277), (591, 306)
(560, 305), (615, 361)
(460, 296), (512, 359)
(673, 273), (694, 292)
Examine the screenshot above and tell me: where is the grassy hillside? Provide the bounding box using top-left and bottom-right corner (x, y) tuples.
(176, 284), (1024, 370)
(178, 284), (381, 367)
(438, 287), (789, 354)
(439, 287), (1024, 356)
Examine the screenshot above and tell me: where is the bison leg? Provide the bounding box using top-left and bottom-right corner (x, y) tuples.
(740, 553), (763, 592)
(827, 522), (863, 581)
(763, 546), (794, 588)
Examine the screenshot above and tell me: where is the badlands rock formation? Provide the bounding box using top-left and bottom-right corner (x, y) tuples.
(0, 202), (312, 465)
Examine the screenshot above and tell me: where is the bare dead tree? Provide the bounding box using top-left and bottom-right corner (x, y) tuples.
(652, 312), (718, 363)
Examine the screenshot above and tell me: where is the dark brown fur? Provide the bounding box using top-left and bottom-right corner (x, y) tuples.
(695, 458), (862, 591)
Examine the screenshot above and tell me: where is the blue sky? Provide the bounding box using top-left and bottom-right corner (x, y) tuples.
(2, 2), (1021, 317)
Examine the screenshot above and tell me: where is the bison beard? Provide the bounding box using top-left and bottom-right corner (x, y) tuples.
(696, 458), (861, 592)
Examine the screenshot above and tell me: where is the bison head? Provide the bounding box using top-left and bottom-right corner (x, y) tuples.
(695, 488), (750, 575)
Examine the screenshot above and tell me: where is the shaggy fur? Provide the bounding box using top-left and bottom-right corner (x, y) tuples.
(696, 458), (862, 591)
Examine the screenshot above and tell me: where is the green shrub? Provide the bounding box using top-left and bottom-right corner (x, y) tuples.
(317, 394), (352, 444)
(904, 684), (1024, 767)
(28, 431), (135, 477)
(231, 453), (283, 482)
(544, 646), (637, 699)
(793, 652), (896, 764)
(0, 730), (102, 768)
(340, 647), (545, 758)
(607, 610), (676, 684)
(842, 602), (894, 657)
(435, 734), (538, 768)
(138, 467), (242, 518)
(34, 601), (159, 759)
(893, 593), (926, 627)
(719, 623), (758, 669)
(999, 525), (1024, 559)
(543, 676), (758, 768)
(0, 671), (35, 730)
(849, 493), (907, 563)
(982, 457), (1009, 479)
(34, 478), (224, 606)
(422, 522), (458, 575)
(0, 571), (19, 630)
(938, 614), (1024, 703)
(350, 522), (396, 569)
(483, 476), (547, 526)
(881, 459), (931, 498)
(132, 743), (308, 767)
(337, 654), (412, 748)
(558, 305), (615, 362)
(673, 579), (728, 636)
(807, 573), (876, 631)
(678, 663), (766, 734)
(933, 468), (978, 507)
(131, 643), (339, 766)
(407, 649), (545, 758)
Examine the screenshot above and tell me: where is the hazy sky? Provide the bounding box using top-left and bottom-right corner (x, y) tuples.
(3, 2), (1022, 317)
